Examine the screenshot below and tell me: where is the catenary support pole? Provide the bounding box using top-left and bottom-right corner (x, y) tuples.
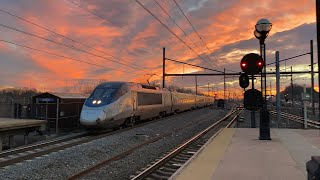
(195, 76), (198, 95)
(163, 47), (165, 88)
(311, 40), (315, 115)
(304, 84), (308, 129)
(224, 68), (226, 100)
(276, 51), (281, 128)
(291, 66), (294, 106)
(316, 0), (320, 121)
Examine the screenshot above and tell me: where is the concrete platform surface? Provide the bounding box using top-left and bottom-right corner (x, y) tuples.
(0, 118), (46, 131)
(173, 128), (320, 180)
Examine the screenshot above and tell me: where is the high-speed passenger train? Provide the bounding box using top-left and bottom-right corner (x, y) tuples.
(80, 82), (214, 129)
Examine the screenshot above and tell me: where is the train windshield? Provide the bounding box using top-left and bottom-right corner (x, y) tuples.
(85, 82), (128, 107)
(91, 88), (118, 99)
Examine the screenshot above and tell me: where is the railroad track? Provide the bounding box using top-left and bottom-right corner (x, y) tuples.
(66, 108), (241, 180)
(269, 111), (320, 128)
(0, 107), (214, 169)
(129, 109), (242, 180)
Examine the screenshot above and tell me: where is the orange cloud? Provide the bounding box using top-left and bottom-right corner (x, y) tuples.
(0, 0), (317, 93)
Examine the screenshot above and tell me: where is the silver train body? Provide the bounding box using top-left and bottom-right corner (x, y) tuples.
(80, 82), (214, 129)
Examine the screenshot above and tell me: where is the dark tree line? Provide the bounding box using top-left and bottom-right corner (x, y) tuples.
(0, 88), (40, 103)
(280, 84), (319, 102)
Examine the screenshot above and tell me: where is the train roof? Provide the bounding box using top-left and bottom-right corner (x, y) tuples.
(96, 82), (163, 91)
(33, 92), (89, 99)
(96, 81), (130, 88)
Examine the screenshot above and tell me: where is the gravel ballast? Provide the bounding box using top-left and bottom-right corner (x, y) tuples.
(0, 107), (228, 180)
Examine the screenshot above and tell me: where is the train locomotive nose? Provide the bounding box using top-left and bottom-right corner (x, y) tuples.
(80, 109), (102, 126)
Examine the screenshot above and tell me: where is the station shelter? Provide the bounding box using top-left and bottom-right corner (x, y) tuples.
(32, 92), (88, 133)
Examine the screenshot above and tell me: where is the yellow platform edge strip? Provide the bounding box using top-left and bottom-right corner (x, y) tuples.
(173, 128), (236, 180)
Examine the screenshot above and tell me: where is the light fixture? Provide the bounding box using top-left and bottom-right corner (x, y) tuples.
(255, 18), (272, 33)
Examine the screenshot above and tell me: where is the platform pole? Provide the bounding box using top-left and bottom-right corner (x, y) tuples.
(0, 137), (2, 151)
(24, 134), (28, 145)
(46, 102), (50, 135)
(9, 135), (14, 148)
(251, 75), (256, 128)
(55, 99), (59, 135)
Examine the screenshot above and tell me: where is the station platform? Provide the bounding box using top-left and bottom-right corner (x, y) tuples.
(0, 118), (46, 131)
(0, 118), (46, 151)
(171, 128), (320, 180)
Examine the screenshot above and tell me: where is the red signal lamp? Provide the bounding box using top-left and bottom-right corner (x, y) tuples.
(240, 53), (264, 75)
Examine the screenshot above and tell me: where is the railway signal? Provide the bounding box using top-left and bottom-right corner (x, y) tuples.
(239, 73), (250, 89)
(240, 53), (264, 75)
(284, 93), (289, 102)
(244, 89), (263, 110)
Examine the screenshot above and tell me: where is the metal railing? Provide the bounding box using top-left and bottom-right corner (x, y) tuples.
(0, 101), (84, 134)
(269, 111), (320, 128)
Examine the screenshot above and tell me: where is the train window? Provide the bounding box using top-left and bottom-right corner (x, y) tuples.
(137, 92), (162, 105)
(141, 85), (157, 90)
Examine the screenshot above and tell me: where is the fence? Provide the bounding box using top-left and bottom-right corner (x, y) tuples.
(0, 101), (84, 134)
(32, 101), (84, 134)
(0, 102), (33, 118)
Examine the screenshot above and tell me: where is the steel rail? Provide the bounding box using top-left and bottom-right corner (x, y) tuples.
(270, 111), (320, 128)
(67, 108), (236, 180)
(0, 107), (211, 168)
(130, 109), (241, 180)
(0, 132), (87, 158)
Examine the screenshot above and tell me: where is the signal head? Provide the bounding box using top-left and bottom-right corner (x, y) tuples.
(240, 53), (264, 75)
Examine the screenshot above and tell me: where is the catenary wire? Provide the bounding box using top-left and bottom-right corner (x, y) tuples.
(170, 0), (238, 73)
(0, 8), (151, 71)
(0, 23), (152, 73)
(153, 0), (211, 63)
(0, 40), (145, 76)
(172, 0), (217, 64)
(67, 0), (157, 57)
(135, 0), (223, 73)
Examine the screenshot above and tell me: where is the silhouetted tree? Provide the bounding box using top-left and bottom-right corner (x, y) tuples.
(280, 84), (319, 102)
(0, 88), (40, 103)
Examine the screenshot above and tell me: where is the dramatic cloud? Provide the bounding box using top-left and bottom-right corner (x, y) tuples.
(0, 0), (317, 96)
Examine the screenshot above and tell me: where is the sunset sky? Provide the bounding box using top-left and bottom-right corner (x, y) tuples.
(0, 0), (317, 97)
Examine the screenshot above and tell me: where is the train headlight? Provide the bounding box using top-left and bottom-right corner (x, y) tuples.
(93, 100), (97, 104)
(97, 100), (102, 104)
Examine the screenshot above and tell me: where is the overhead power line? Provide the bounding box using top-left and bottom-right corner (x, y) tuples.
(267, 52), (311, 66)
(172, 0), (217, 64)
(135, 0), (222, 73)
(153, 0), (210, 62)
(67, 0), (149, 50)
(0, 8), (149, 71)
(0, 40), (144, 75)
(166, 58), (223, 73)
(0, 23), (149, 72)
(68, 0), (117, 28)
(172, 0), (239, 74)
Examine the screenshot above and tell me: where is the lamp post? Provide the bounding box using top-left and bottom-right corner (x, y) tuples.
(255, 18), (272, 140)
